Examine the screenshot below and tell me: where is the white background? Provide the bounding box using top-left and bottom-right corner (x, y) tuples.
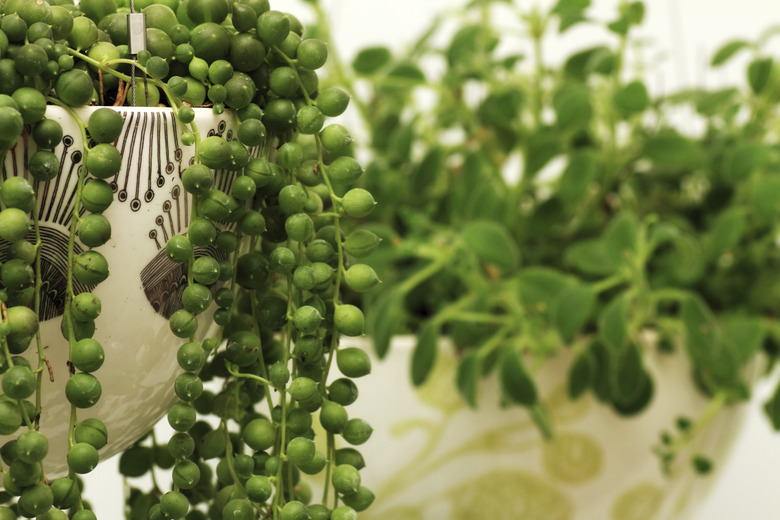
(84, 1), (780, 518)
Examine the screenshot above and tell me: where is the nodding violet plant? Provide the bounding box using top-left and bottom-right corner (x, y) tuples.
(0, 0), (377, 518)
(311, 0), (780, 474)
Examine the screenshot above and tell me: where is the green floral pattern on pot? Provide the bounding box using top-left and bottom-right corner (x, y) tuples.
(315, 336), (751, 520)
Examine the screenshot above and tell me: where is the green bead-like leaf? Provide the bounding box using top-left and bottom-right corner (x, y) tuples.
(462, 220), (520, 271)
(552, 284), (596, 344)
(410, 322), (438, 386)
(351, 46), (392, 75)
(711, 40), (751, 67)
(499, 348), (537, 407)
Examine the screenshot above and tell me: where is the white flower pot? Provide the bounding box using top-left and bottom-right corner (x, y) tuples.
(331, 336), (751, 520)
(0, 106), (251, 475)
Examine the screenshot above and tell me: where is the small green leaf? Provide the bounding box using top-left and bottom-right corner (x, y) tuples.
(642, 131), (701, 168)
(613, 80), (650, 114)
(387, 61), (426, 84)
(462, 220), (520, 271)
(410, 322), (438, 386)
(599, 293), (628, 350)
(568, 349), (596, 399)
(564, 238), (619, 276)
(695, 88), (739, 116)
(605, 212), (639, 266)
(711, 40), (751, 67)
(647, 220), (681, 251)
(557, 14), (586, 32)
(558, 150), (597, 206)
(446, 25), (497, 71)
(611, 369), (653, 416)
(367, 290), (404, 358)
(410, 147), (444, 200)
(763, 378), (780, 430)
(609, 343), (645, 404)
(722, 316), (765, 365)
(456, 351), (481, 407)
(552, 0), (590, 13)
(464, 180), (507, 222)
(529, 403), (554, 440)
(606, 15), (630, 36)
(563, 46), (615, 78)
(351, 46), (392, 75)
(553, 85), (592, 130)
(516, 267), (573, 309)
(681, 295), (718, 357)
(657, 233), (704, 285)
(751, 177), (780, 221)
(706, 208), (745, 258)
(552, 0), (590, 32)
(625, 1), (645, 24)
(723, 141), (770, 183)
(748, 57), (774, 94)
(680, 296), (740, 392)
(499, 348), (538, 407)
(552, 284), (596, 344)
(525, 127), (560, 176)
(478, 87), (524, 131)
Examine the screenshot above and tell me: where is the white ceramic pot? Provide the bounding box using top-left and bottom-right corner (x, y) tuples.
(0, 105), (252, 475)
(326, 336), (751, 520)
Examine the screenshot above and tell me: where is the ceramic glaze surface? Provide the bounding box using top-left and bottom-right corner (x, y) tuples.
(0, 106), (254, 476)
(321, 337), (750, 520)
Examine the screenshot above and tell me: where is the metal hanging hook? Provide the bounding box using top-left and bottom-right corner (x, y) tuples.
(127, 0), (148, 106)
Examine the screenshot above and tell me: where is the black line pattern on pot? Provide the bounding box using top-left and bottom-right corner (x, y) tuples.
(140, 246), (225, 318)
(1, 134), (98, 321)
(0, 228), (93, 322)
(108, 111), (187, 212)
(3, 134), (86, 228)
(139, 120), (269, 318)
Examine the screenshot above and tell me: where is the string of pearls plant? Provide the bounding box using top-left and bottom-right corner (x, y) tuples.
(0, 0), (379, 518)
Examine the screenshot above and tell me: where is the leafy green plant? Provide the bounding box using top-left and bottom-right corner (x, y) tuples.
(0, 0), (375, 518)
(310, 0), (780, 472)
